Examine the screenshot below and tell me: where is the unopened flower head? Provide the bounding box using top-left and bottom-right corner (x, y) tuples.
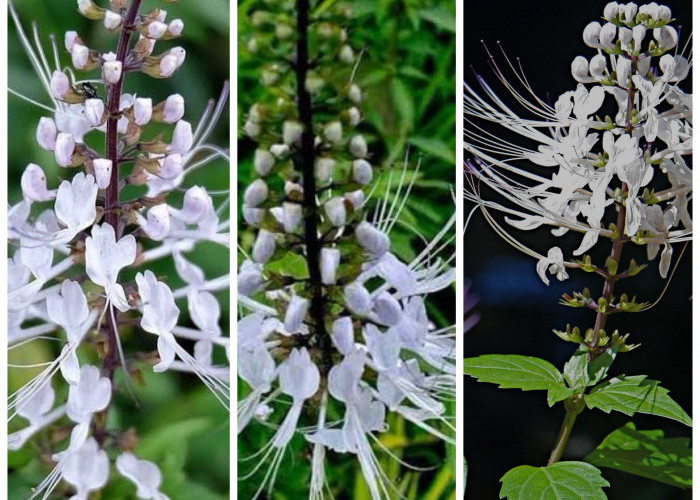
(8, 2), (230, 498)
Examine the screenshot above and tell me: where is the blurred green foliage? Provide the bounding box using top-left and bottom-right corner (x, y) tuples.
(237, 0), (456, 498)
(8, 1), (230, 498)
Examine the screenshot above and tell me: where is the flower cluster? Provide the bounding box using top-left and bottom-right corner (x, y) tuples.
(8, 1), (229, 498)
(464, 1), (691, 284)
(238, 1), (455, 498)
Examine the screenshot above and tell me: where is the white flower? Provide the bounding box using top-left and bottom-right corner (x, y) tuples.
(71, 43), (90, 70)
(62, 438), (110, 500)
(159, 94), (185, 123)
(116, 453), (169, 500)
(21, 163), (56, 202)
(66, 365), (111, 423)
(36, 117), (58, 150)
(102, 52), (123, 84)
(167, 120), (193, 154)
(54, 172), (98, 240)
(103, 10), (122, 30)
(254, 149), (275, 176)
(284, 295), (309, 333)
(139, 204), (171, 241)
(54, 132), (75, 166)
(349, 134), (367, 158)
(134, 97), (153, 125)
(352, 159), (373, 185)
(92, 158), (112, 189)
(85, 98), (105, 126)
(85, 223), (136, 312)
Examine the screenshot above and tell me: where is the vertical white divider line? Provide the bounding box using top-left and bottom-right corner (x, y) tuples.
(691, 2), (698, 495)
(454, 0), (465, 497)
(1, 0), (9, 491)
(231, 1), (238, 498)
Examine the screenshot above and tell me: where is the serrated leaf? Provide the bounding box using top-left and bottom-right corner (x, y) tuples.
(464, 355), (573, 406)
(264, 251), (309, 280)
(588, 345), (619, 386)
(499, 461), (609, 500)
(585, 422), (691, 490)
(585, 375), (692, 426)
(563, 346), (589, 392)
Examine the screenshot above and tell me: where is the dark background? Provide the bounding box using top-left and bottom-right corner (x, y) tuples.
(463, 1), (693, 499)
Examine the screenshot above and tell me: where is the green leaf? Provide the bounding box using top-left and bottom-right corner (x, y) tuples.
(464, 355), (573, 406)
(137, 417), (212, 461)
(585, 375), (692, 426)
(499, 461), (609, 500)
(265, 251), (309, 280)
(407, 136), (455, 165)
(587, 345), (619, 386)
(563, 347), (589, 392)
(418, 7), (456, 33)
(585, 422), (691, 490)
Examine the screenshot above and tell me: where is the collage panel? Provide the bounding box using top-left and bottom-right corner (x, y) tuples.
(463, 1), (692, 499)
(7, 1), (230, 498)
(237, 0), (458, 498)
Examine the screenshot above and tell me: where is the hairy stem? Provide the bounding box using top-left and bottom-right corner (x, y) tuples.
(96, 0), (141, 446)
(295, 0), (332, 372)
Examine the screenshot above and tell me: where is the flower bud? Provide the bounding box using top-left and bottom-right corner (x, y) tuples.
(270, 144), (290, 158)
(92, 159), (113, 189)
(159, 154), (182, 179)
(618, 27), (632, 51)
(659, 244), (672, 278)
(320, 248), (340, 285)
(571, 56), (590, 82)
(85, 99), (105, 126)
(654, 26), (678, 51)
(147, 21), (168, 39)
(285, 181), (303, 200)
(102, 53), (123, 84)
(275, 23), (293, 39)
(345, 190), (365, 209)
(36, 117), (58, 151)
(657, 6), (671, 22)
(158, 54), (179, 77)
(283, 120), (303, 145)
(315, 157), (335, 183)
(324, 197), (347, 227)
(77, 0), (104, 20)
(352, 159), (373, 185)
(104, 10), (122, 30)
(356, 221), (389, 256)
(623, 3), (637, 24)
(284, 295), (309, 333)
(71, 43), (90, 70)
(244, 120), (260, 137)
(134, 98), (153, 125)
(348, 84), (362, 104)
(599, 23), (617, 50)
(253, 230), (276, 263)
(254, 149), (275, 176)
(21, 164), (55, 202)
(603, 2), (619, 20)
(55, 133), (76, 167)
(244, 179), (268, 207)
(582, 22), (601, 48)
(339, 45), (354, 64)
(167, 19), (184, 37)
(238, 261), (263, 296)
(142, 204), (171, 240)
(347, 107), (361, 126)
(331, 317), (354, 354)
(243, 207), (265, 227)
(374, 291), (402, 326)
(589, 54), (607, 79)
(324, 121), (343, 144)
(344, 283), (371, 316)
(179, 186), (211, 223)
(50, 71), (71, 100)
(632, 24), (646, 52)
(349, 135), (368, 158)
(168, 120), (193, 154)
(154, 94), (185, 123)
(616, 56), (632, 86)
(65, 31), (79, 52)
(282, 202), (302, 232)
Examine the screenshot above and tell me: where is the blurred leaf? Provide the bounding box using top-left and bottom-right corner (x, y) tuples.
(408, 136), (455, 165)
(418, 8), (456, 33)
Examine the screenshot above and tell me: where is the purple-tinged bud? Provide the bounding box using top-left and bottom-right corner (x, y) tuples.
(323, 121), (343, 144)
(324, 197), (347, 227)
(345, 190), (365, 209)
(320, 248), (340, 285)
(134, 98), (153, 125)
(21, 164), (55, 202)
(65, 31), (79, 52)
(349, 135), (368, 158)
(167, 19), (184, 37)
(352, 159), (373, 185)
(141, 204), (171, 241)
(254, 149), (275, 176)
(243, 207), (265, 227)
(284, 295), (309, 333)
(356, 221), (389, 256)
(92, 159), (113, 189)
(253, 230), (276, 263)
(71, 44), (90, 70)
(36, 117), (58, 151)
(315, 157), (335, 183)
(331, 317), (354, 354)
(282, 202), (302, 233)
(167, 120), (193, 154)
(77, 0), (105, 20)
(85, 99), (105, 127)
(344, 283), (371, 316)
(244, 179), (268, 207)
(179, 186), (211, 223)
(55, 133), (76, 167)
(374, 291), (402, 326)
(159, 154), (182, 179)
(153, 94), (185, 124)
(50, 71), (71, 100)
(148, 21), (168, 39)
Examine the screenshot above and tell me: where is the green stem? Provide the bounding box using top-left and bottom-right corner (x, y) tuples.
(547, 396), (583, 465)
